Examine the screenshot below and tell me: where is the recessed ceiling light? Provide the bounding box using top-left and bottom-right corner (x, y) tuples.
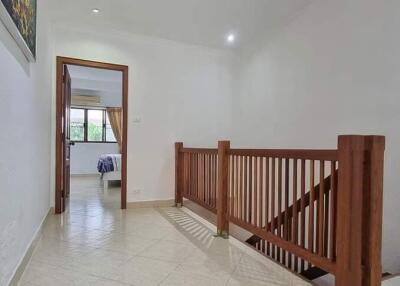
(226, 33), (236, 44)
(92, 8), (100, 14)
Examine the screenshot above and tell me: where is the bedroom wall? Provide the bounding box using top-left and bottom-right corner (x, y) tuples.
(232, 0), (400, 272)
(0, 0), (52, 284)
(71, 143), (119, 175)
(50, 24), (235, 204)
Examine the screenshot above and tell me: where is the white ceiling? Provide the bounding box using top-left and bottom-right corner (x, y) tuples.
(48, 0), (313, 50)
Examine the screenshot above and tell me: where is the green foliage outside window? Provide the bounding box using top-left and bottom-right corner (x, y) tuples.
(88, 123), (103, 141)
(71, 123), (84, 141)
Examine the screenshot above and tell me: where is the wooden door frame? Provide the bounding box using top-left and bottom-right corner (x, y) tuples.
(55, 56), (128, 213)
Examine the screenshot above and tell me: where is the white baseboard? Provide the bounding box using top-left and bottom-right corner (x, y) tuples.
(127, 199), (175, 208)
(70, 173), (100, 177)
(8, 208), (52, 286)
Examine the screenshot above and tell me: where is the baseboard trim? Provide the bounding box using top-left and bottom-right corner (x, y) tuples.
(70, 173), (100, 178)
(8, 208), (52, 286)
(127, 199), (175, 208)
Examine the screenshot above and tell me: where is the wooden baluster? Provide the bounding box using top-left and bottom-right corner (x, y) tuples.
(204, 154), (210, 205)
(324, 167), (330, 258)
(329, 161), (337, 260)
(192, 153), (195, 199)
(195, 153), (198, 200)
(213, 154), (216, 208)
(211, 154), (214, 208)
(209, 154), (213, 207)
(284, 158), (289, 266)
(201, 154), (203, 202)
(254, 157), (258, 226)
(217, 141), (230, 237)
(189, 153), (193, 197)
(200, 154), (203, 203)
(244, 156), (248, 223)
(186, 153), (189, 197)
(186, 153), (190, 197)
(318, 160), (325, 256)
(203, 154), (206, 203)
(265, 157), (271, 256)
(259, 157), (263, 229)
(235, 156), (239, 218)
(193, 153), (196, 200)
(249, 156), (253, 224)
(271, 158), (276, 259)
(190, 153), (193, 197)
(201, 153), (205, 202)
(292, 159), (299, 271)
(182, 153), (186, 198)
(300, 159), (306, 272)
(230, 156), (234, 218)
(198, 154), (201, 202)
(205, 154), (207, 204)
(309, 160), (315, 255)
(239, 156), (243, 220)
(213, 155), (218, 208)
(199, 154), (202, 201)
(209, 154), (212, 206)
(277, 158), (282, 262)
(208, 154), (212, 207)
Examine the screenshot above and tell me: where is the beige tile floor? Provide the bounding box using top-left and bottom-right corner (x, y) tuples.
(19, 176), (312, 286)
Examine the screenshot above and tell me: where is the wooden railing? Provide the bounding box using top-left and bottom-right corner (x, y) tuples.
(256, 168), (338, 277)
(228, 150), (338, 275)
(175, 135), (385, 286)
(175, 143), (218, 213)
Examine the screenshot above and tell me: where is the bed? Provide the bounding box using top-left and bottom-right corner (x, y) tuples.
(97, 154), (121, 190)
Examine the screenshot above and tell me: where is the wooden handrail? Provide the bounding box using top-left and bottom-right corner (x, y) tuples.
(181, 148), (218, 154)
(229, 149), (338, 161)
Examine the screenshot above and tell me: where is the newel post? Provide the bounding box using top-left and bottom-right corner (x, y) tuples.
(336, 135), (365, 286)
(217, 140), (230, 238)
(362, 136), (385, 286)
(175, 142), (184, 207)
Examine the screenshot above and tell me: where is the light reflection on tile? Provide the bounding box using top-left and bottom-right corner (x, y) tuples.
(18, 176), (311, 286)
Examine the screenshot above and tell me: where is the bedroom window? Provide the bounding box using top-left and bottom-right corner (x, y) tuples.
(70, 107), (117, 143)
(87, 109), (104, 142)
(105, 113), (117, 142)
(70, 109), (85, 141)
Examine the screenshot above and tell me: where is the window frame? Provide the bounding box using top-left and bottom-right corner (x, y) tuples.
(70, 106), (117, 144)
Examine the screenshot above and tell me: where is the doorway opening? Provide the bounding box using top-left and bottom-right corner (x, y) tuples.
(55, 57), (128, 214)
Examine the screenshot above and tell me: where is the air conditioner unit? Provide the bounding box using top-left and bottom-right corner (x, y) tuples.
(71, 95), (101, 106)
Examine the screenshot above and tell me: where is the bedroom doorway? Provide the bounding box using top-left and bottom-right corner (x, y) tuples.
(55, 57), (128, 214)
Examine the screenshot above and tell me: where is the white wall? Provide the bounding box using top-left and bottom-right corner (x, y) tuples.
(0, 1), (52, 284)
(50, 24), (235, 204)
(233, 0), (400, 272)
(71, 143), (119, 175)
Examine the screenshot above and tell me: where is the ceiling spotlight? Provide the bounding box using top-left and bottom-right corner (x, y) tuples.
(226, 33), (236, 44)
(92, 8), (100, 14)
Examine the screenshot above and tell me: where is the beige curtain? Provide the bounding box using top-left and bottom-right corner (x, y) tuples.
(106, 107), (123, 153)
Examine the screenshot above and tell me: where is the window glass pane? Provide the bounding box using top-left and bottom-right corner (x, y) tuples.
(70, 109), (84, 141)
(105, 113), (117, 142)
(87, 109), (103, 141)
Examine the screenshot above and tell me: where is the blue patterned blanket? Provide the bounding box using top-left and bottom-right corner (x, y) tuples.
(97, 154), (121, 174)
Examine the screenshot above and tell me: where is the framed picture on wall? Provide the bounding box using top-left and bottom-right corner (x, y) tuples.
(0, 0), (37, 62)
